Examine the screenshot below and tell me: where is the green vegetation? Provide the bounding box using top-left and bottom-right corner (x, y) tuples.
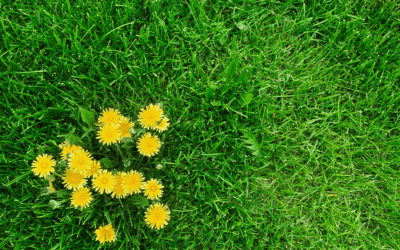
(1, 0), (400, 248)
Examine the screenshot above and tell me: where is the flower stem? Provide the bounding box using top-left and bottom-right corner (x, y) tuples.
(53, 172), (62, 177)
(137, 155), (145, 166)
(116, 144), (124, 160)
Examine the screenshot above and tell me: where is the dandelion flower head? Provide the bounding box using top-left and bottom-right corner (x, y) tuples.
(87, 160), (102, 177)
(154, 117), (170, 132)
(63, 168), (87, 190)
(59, 140), (83, 160)
(95, 224), (116, 244)
(32, 154), (56, 178)
(122, 170), (144, 195)
(98, 108), (121, 125)
(117, 116), (135, 139)
(111, 172), (128, 199)
(97, 124), (121, 145)
(71, 187), (93, 209)
(68, 149), (92, 175)
(138, 104), (163, 129)
(137, 132), (161, 157)
(142, 178), (163, 200)
(93, 170), (116, 194)
(145, 203), (170, 230)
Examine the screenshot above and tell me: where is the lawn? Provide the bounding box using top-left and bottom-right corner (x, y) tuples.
(1, 0), (400, 249)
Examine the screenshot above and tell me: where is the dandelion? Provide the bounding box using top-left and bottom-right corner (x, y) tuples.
(68, 149), (92, 175)
(142, 178), (163, 200)
(59, 141), (83, 160)
(98, 108), (121, 125)
(71, 187), (93, 209)
(117, 116), (135, 139)
(63, 168), (87, 190)
(95, 224), (116, 244)
(145, 203), (170, 230)
(49, 182), (56, 193)
(137, 132), (161, 157)
(92, 170), (116, 194)
(122, 170), (144, 195)
(111, 172), (128, 199)
(32, 154), (56, 178)
(87, 160), (101, 177)
(154, 117), (170, 132)
(97, 124), (121, 145)
(138, 104), (163, 129)
(156, 164), (163, 170)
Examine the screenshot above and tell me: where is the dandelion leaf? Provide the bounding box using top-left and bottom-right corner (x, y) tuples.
(242, 133), (261, 157)
(100, 157), (113, 168)
(131, 195), (149, 207)
(79, 107), (95, 127)
(242, 93), (253, 107)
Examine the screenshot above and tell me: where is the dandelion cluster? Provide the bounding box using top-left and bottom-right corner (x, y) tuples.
(30, 104), (172, 245)
(96, 108), (136, 146)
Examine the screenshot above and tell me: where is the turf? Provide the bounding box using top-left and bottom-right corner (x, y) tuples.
(1, 0), (400, 249)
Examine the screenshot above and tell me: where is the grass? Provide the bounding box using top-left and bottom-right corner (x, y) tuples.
(1, 0), (400, 248)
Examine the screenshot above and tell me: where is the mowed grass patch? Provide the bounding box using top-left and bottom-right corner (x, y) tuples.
(1, 0), (400, 248)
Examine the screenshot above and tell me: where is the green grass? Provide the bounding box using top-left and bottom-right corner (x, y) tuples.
(1, 0), (400, 248)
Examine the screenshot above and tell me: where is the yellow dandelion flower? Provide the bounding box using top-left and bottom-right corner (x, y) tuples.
(87, 160), (102, 177)
(137, 132), (161, 157)
(117, 116), (135, 139)
(49, 182), (56, 193)
(63, 168), (87, 190)
(154, 117), (170, 132)
(59, 140), (83, 160)
(98, 108), (121, 125)
(122, 170), (144, 195)
(32, 154), (56, 178)
(138, 104), (163, 129)
(95, 224), (116, 244)
(97, 124), (121, 145)
(71, 187), (93, 209)
(111, 172), (128, 199)
(68, 149), (92, 175)
(142, 178), (163, 200)
(145, 203), (170, 230)
(93, 170), (116, 194)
